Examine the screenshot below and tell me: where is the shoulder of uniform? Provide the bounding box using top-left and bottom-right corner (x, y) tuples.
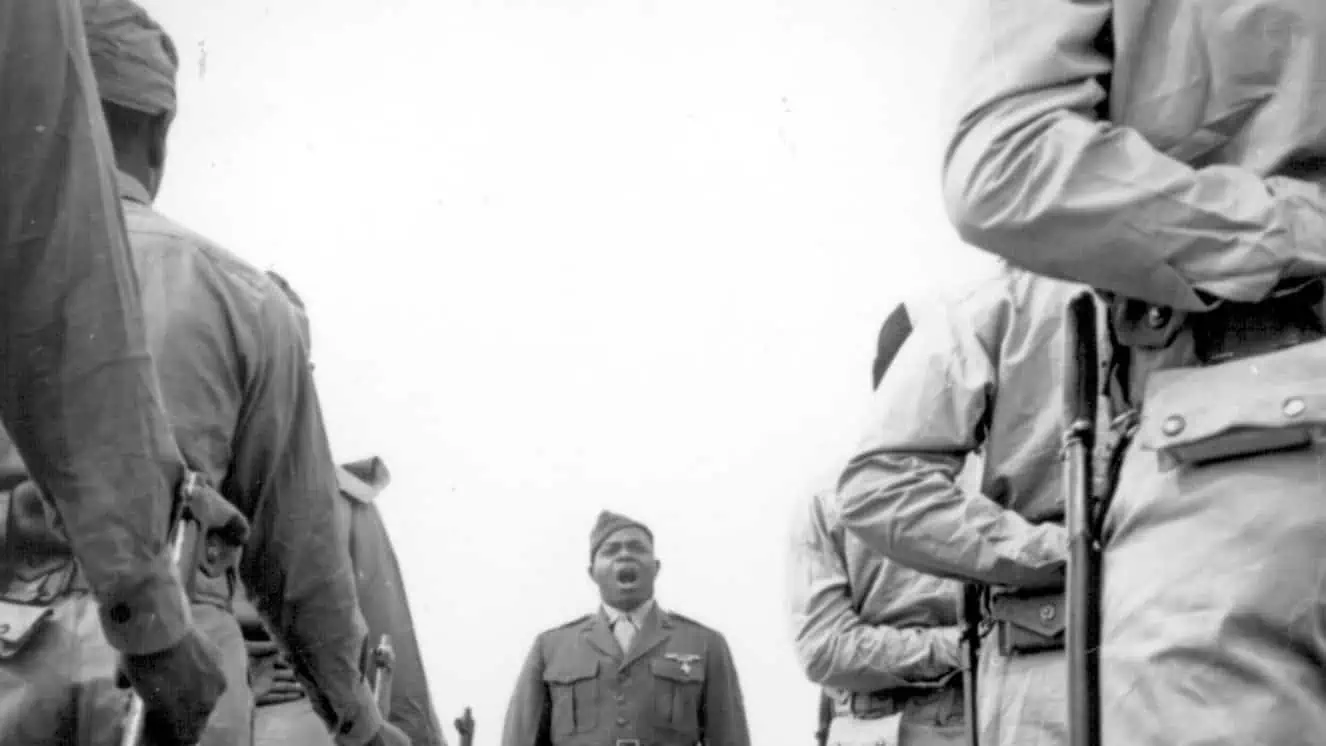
(125, 203), (274, 300)
(663, 610), (716, 633)
(547, 613), (593, 633)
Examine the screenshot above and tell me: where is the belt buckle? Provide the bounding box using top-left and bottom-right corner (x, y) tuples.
(615, 740), (642, 746)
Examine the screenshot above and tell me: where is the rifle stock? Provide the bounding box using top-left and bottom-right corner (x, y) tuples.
(1062, 294), (1101, 746)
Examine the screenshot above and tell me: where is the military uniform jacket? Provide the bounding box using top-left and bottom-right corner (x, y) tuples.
(501, 605), (750, 746)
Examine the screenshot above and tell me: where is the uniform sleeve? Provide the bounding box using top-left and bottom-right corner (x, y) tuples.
(500, 637), (552, 746)
(837, 313), (1068, 590)
(228, 289), (384, 746)
(0, 0), (190, 656)
(942, 0), (1326, 311)
(788, 493), (961, 692)
(699, 631), (751, 746)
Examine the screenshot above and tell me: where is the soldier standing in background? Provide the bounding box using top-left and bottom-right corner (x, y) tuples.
(241, 457), (448, 746)
(501, 510), (751, 746)
(787, 302), (966, 746)
(836, 264), (1088, 745)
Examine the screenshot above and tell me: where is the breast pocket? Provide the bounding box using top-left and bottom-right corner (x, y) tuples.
(543, 660), (600, 738)
(649, 655), (706, 735)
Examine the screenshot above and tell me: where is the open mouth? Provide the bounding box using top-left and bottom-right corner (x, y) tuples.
(616, 565), (640, 585)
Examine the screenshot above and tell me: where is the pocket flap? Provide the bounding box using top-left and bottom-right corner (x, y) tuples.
(543, 659), (598, 685)
(650, 653), (706, 683)
(0, 600), (52, 659)
(1139, 342), (1326, 465)
(989, 592), (1065, 638)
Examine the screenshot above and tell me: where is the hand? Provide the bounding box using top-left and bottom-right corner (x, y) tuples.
(366, 722), (412, 746)
(247, 641), (305, 706)
(121, 628), (228, 745)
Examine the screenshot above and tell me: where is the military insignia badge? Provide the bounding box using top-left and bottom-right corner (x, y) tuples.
(665, 653), (702, 675)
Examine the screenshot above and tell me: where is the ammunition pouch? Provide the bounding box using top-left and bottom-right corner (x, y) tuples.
(989, 587), (1065, 656)
(0, 470), (250, 656)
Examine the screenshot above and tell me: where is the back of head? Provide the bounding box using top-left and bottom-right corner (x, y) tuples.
(83, 0), (179, 122)
(83, 0), (179, 180)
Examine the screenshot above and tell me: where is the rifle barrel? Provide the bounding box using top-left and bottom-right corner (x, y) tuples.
(1063, 294), (1101, 746)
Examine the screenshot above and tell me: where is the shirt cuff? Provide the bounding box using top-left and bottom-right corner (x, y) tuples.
(332, 685), (386, 746)
(98, 556), (191, 656)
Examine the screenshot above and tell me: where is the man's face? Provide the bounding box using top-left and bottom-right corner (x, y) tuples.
(588, 526), (660, 611)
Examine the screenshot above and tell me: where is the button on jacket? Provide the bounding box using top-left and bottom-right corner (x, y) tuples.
(501, 605), (750, 746)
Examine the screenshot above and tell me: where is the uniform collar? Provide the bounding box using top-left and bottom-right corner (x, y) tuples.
(602, 598), (656, 628)
(116, 170), (153, 206)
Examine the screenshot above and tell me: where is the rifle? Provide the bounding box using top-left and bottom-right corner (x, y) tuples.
(1062, 294), (1101, 746)
(814, 692), (831, 746)
(957, 582), (983, 746)
(370, 635), (396, 719)
(120, 474), (204, 746)
(454, 706), (475, 746)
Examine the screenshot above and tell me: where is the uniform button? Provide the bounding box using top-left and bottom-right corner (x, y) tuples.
(617, 718), (628, 727)
(1161, 415), (1185, 437)
(1039, 604), (1057, 622)
(1145, 306), (1171, 329)
(1283, 397), (1307, 418)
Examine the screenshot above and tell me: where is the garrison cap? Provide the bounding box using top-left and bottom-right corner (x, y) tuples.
(872, 302), (914, 390)
(590, 510), (653, 558)
(83, 0), (180, 120)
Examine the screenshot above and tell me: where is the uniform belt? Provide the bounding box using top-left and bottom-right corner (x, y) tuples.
(1111, 280), (1325, 366)
(1192, 280), (1325, 365)
(833, 681), (958, 720)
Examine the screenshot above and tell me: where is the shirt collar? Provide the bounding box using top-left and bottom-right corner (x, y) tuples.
(116, 170), (153, 206)
(602, 598), (655, 628)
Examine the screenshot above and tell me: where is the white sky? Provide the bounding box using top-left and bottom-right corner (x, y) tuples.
(138, 1), (989, 742)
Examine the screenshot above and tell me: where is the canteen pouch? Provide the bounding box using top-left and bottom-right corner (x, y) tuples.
(0, 599), (53, 659)
(989, 588), (1065, 655)
(1139, 340), (1326, 471)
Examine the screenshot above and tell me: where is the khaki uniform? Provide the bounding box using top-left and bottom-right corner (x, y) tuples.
(837, 265), (1088, 745)
(940, 0), (1326, 743)
(0, 0), (192, 660)
(787, 490), (965, 746)
(501, 605), (750, 746)
(243, 457), (447, 746)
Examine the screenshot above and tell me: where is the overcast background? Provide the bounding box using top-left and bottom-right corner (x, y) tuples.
(137, 1), (989, 742)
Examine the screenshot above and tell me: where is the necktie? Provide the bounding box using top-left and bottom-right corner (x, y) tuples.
(613, 616), (636, 654)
